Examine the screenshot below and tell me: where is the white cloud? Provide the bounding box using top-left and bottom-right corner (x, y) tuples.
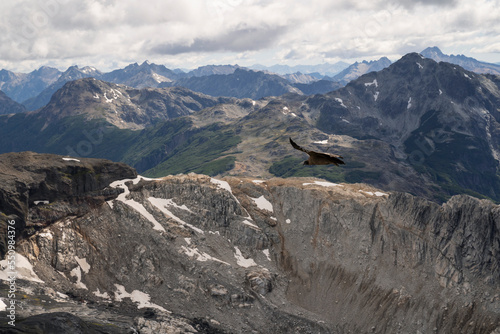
(0, 0), (499, 72)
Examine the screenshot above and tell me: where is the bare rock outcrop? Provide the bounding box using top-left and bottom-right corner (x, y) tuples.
(0, 154), (499, 333)
(0, 151), (137, 257)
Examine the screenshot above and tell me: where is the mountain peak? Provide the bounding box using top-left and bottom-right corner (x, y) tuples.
(420, 46), (500, 75)
(421, 46), (444, 57)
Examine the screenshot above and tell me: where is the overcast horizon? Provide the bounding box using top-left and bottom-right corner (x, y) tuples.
(1, 0), (499, 73)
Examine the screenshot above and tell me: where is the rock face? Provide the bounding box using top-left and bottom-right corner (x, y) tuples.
(0, 90), (26, 115)
(37, 78), (235, 130)
(0, 152), (137, 257)
(0, 66), (61, 104)
(421, 46), (500, 75)
(332, 57), (392, 85)
(166, 68), (303, 99)
(0, 153), (499, 333)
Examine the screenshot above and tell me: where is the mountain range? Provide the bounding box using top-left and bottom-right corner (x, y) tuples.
(2, 47), (499, 114)
(2, 63), (343, 111)
(331, 57), (392, 85)
(250, 62), (350, 76)
(421, 46), (500, 75)
(1, 48), (500, 333)
(1, 52), (500, 204)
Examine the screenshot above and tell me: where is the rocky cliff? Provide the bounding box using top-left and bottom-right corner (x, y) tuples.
(0, 153), (499, 333)
(0, 152), (137, 258)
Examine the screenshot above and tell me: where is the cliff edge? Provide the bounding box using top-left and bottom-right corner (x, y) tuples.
(0, 153), (499, 333)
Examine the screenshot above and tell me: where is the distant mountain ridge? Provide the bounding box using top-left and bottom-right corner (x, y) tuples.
(22, 65), (105, 111)
(102, 61), (179, 88)
(1, 52), (500, 203)
(250, 62), (350, 76)
(332, 57), (392, 85)
(421, 46), (500, 75)
(187, 64), (243, 77)
(36, 77), (236, 130)
(4, 63), (345, 111)
(0, 90), (26, 114)
(0, 66), (61, 103)
(162, 68), (304, 99)
(2, 46), (499, 113)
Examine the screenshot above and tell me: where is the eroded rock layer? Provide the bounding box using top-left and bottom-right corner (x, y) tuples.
(0, 153), (499, 333)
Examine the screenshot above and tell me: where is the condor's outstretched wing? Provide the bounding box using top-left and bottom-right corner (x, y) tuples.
(289, 137), (309, 153)
(289, 138), (345, 166)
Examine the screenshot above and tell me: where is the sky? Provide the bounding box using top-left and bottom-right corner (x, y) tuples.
(0, 0), (499, 73)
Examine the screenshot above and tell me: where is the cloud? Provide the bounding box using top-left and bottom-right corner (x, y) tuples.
(391, 0), (458, 8)
(150, 25), (288, 55)
(0, 0), (499, 71)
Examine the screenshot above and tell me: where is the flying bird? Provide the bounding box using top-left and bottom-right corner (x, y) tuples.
(289, 138), (345, 166)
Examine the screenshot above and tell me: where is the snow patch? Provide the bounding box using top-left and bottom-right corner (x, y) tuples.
(335, 98), (347, 108)
(0, 299), (6, 311)
(109, 177), (166, 232)
(181, 246), (230, 265)
(56, 292), (69, 299)
(416, 62), (423, 69)
(210, 178), (246, 210)
(374, 91), (379, 101)
(211, 178), (232, 193)
(104, 92), (113, 103)
(263, 249), (271, 261)
(282, 106), (297, 117)
(407, 97), (412, 109)
(242, 219), (260, 230)
(114, 284), (168, 312)
(252, 180), (265, 184)
(234, 247), (257, 268)
(93, 289), (110, 300)
(148, 197), (203, 234)
(34, 200), (49, 205)
(439, 89), (443, 95)
(103, 89), (120, 103)
(0, 253), (44, 283)
(359, 190), (388, 197)
(75, 256), (90, 274)
(63, 158), (80, 162)
(303, 181), (340, 187)
(70, 266), (87, 290)
(286, 219), (291, 224)
(364, 79), (378, 87)
(251, 195), (273, 212)
(313, 139), (329, 144)
(38, 231), (53, 240)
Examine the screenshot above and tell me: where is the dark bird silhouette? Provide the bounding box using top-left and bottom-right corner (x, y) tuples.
(289, 138), (345, 166)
